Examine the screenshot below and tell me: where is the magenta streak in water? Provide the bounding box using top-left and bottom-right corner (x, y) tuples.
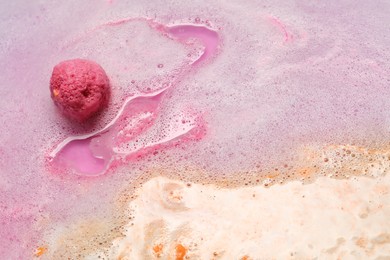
(50, 20), (220, 177)
(167, 25), (219, 64)
(95, 18), (220, 65)
(268, 16), (293, 43)
(50, 88), (167, 176)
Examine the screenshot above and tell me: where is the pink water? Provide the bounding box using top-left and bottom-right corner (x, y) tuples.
(49, 21), (219, 176)
(1, 1), (390, 259)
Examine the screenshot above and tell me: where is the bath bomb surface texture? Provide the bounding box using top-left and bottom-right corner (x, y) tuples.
(50, 59), (110, 122)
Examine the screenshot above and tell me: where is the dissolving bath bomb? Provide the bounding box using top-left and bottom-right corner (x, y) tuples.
(50, 59), (110, 122)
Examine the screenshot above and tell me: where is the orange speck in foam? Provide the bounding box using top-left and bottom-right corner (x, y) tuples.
(266, 173), (278, 179)
(240, 255), (251, 260)
(296, 167), (316, 178)
(34, 246), (47, 257)
(175, 244), (187, 260)
(355, 237), (368, 248)
(153, 244), (163, 257)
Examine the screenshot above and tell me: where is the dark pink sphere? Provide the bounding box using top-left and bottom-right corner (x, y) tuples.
(50, 59), (110, 122)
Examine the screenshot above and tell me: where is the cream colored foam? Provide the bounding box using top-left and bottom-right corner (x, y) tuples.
(88, 171), (390, 259)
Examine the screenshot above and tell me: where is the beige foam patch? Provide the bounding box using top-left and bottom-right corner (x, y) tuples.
(89, 174), (390, 259)
(40, 144), (390, 259)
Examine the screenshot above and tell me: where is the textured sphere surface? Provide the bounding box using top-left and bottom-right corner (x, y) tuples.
(50, 59), (110, 122)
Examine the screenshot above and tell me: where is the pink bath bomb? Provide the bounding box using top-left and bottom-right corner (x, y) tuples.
(50, 59), (110, 122)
